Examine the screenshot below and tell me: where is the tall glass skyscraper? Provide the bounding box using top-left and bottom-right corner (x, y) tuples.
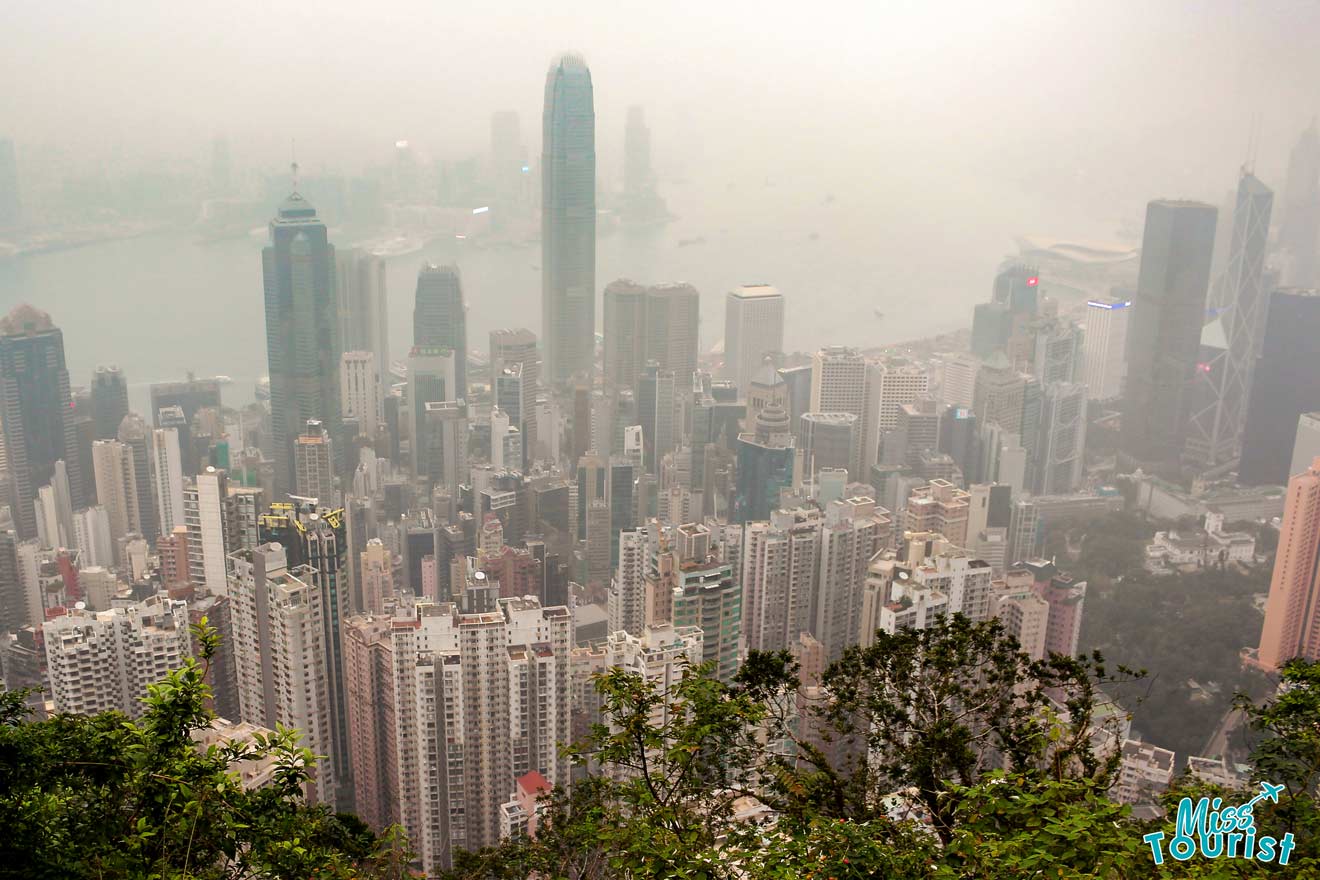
(0, 305), (83, 540)
(413, 262), (467, 399)
(541, 53), (596, 384)
(262, 186), (342, 495)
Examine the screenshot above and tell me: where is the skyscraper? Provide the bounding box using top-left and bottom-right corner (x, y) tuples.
(723, 285), (785, 395)
(1239, 288), (1320, 485)
(90, 366), (129, 441)
(637, 363), (676, 474)
(810, 346), (867, 416)
(294, 419), (335, 503)
(185, 467), (232, 597)
(414, 263), (467, 400)
(152, 427), (186, 535)
(1120, 200), (1218, 468)
(603, 280), (701, 390)
(1279, 123), (1320, 288)
(117, 414), (158, 546)
(0, 305), (84, 540)
(1081, 295), (1132, 401)
(1257, 458), (1320, 670)
(734, 403), (795, 524)
(263, 185), (342, 495)
(860, 358), (931, 475)
(1032, 383), (1087, 495)
(340, 350), (382, 439)
(541, 53), (596, 384)
(335, 249), (390, 401)
(91, 440), (140, 557)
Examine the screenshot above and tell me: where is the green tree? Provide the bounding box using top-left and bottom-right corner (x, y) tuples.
(0, 621), (410, 879)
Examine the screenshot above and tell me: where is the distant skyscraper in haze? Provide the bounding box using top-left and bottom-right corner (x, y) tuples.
(1120, 200), (1218, 468)
(1255, 458), (1320, 670)
(0, 138), (20, 229)
(335, 249), (390, 400)
(541, 53), (596, 383)
(490, 110), (527, 218)
(90, 366), (129, 441)
(1279, 123), (1320, 288)
(0, 305), (83, 540)
(1081, 295), (1131, 401)
(723, 285), (785, 395)
(624, 106), (653, 198)
(414, 263), (467, 399)
(1239, 288), (1320, 485)
(263, 182), (342, 495)
(603, 280), (700, 390)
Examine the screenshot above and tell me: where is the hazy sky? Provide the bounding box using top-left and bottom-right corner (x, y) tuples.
(6, 0), (1320, 207)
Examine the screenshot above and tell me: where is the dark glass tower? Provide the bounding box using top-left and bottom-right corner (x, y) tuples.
(1120, 200), (1218, 468)
(541, 53), (596, 383)
(0, 305), (83, 539)
(413, 263), (467, 399)
(1239, 289), (1320, 485)
(262, 185), (341, 495)
(90, 365), (129, 441)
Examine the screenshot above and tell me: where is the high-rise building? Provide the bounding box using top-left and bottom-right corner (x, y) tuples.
(1290, 413), (1320, 481)
(0, 305), (84, 540)
(734, 404), (795, 524)
(407, 346), (457, 477)
(860, 359), (931, 474)
(607, 526), (648, 636)
(341, 350), (382, 439)
(938, 353), (979, 410)
(603, 280), (700, 389)
(1120, 200), (1218, 467)
(723, 285), (785, 395)
(257, 502), (350, 808)
(359, 538), (393, 613)
(229, 543), (337, 804)
(741, 506), (823, 653)
(800, 412), (860, 478)
(813, 497), (891, 662)
(90, 366), (129, 441)
(810, 346), (867, 415)
(1279, 123), (1320, 288)
(905, 480), (971, 548)
(116, 414), (158, 546)
(43, 595), (191, 717)
(0, 137), (18, 229)
(414, 263), (468, 399)
(666, 523), (742, 682)
(490, 329), (540, 462)
(185, 467), (232, 597)
(294, 419), (335, 503)
(152, 427), (186, 536)
(73, 506), (113, 568)
(1256, 458), (1320, 670)
(263, 186), (342, 495)
(541, 53), (596, 383)
(335, 249), (390, 401)
(1240, 289), (1320, 485)
(91, 440), (140, 558)
(637, 362), (675, 473)
(418, 401), (468, 495)
(1033, 383), (1087, 495)
(1081, 295), (1132, 401)
(149, 376), (222, 431)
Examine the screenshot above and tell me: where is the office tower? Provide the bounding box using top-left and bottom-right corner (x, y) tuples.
(966, 483), (1013, 540)
(257, 502), (350, 808)
(42, 595), (191, 717)
(491, 328), (540, 458)
(665, 523), (741, 682)
(115, 414), (158, 545)
(1032, 319), (1082, 385)
(263, 185), (342, 495)
(0, 306), (83, 539)
(335, 249), (390, 400)
(939, 353), (979, 410)
(490, 328), (540, 392)
(1291, 413), (1320, 480)
(0, 137), (19, 228)
(1257, 458), (1320, 668)
(414, 263), (468, 400)
(1082, 295), (1132, 401)
(746, 363), (791, 433)
(542, 53), (596, 383)
(229, 544), (337, 803)
(490, 408), (521, 470)
(1279, 123), (1320, 288)
(1240, 289), (1320, 484)
(623, 105), (653, 198)
(741, 506), (822, 653)
(993, 263), (1041, 317)
(418, 401), (469, 495)
(810, 345), (867, 415)
(884, 395), (940, 467)
(490, 110), (528, 212)
(91, 440), (140, 556)
(72, 506), (113, 568)
(800, 412), (859, 478)
(734, 404), (795, 524)
(294, 419), (335, 503)
(938, 405), (981, 483)
(0, 531), (21, 635)
(861, 359), (931, 474)
(149, 376), (223, 430)
(603, 280), (700, 390)
(723, 285), (785, 395)
(1033, 383), (1087, 495)
(407, 346), (457, 476)
(90, 366), (129, 441)
(360, 538), (393, 613)
(1120, 200), (1218, 467)
(341, 350), (382, 439)
(974, 356), (1030, 437)
(971, 302), (1012, 358)
(637, 363), (676, 473)
(185, 467), (232, 597)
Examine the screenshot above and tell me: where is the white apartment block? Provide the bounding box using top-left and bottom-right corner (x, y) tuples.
(810, 346), (867, 416)
(152, 427), (186, 535)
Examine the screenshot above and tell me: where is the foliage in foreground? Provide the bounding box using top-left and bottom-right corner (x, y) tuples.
(0, 620), (410, 879)
(444, 617), (1320, 879)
